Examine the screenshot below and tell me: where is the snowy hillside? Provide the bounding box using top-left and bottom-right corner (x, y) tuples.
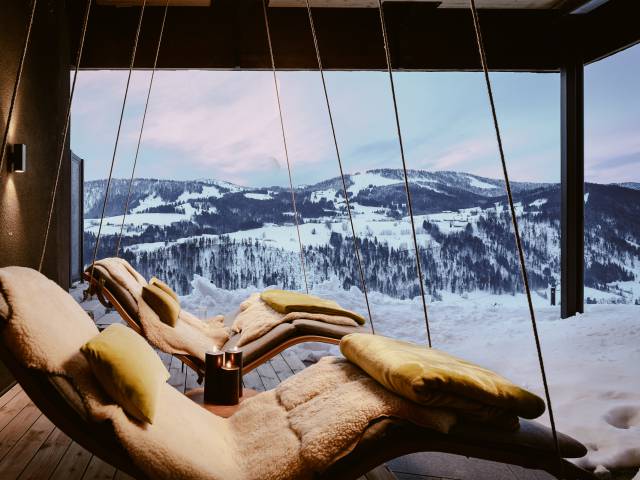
(84, 169), (640, 304)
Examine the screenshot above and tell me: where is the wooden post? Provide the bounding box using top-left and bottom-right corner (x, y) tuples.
(560, 61), (584, 318)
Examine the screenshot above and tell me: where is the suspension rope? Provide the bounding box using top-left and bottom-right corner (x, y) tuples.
(38, 0), (93, 273)
(469, 0), (562, 465)
(261, 0), (309, 294)
(89, 0), (147, 282)
(376, 0), (432, 347)
(303, 0), (374, 332)
(0, 0), (38, 177)
(115, 0), (169, 257)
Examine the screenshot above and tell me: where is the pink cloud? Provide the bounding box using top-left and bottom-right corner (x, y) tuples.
(134, 71), (336, 181)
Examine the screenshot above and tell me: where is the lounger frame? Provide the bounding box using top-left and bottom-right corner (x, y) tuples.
(321, 418), (596, 480)
(84, 272), (342, 376)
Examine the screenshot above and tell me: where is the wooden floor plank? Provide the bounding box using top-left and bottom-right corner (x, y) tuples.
(168, 356), (187, 394)
(531, 469), (556, 480)
(269, 354), (295, 382)
(0, 414), (55, 480)
(50, 442), (92, 480)
(365, 465), (399, 479)
(464, 457), (519, 480)
(0, 384), (22, 409)
(255, 361), (280, 390)
(0, 390), (32, 431)
(388, 452), (473, 480)
(82, 455), (116, 480)
(507, 465), (549, 480)
(157, 351), (173, 371)
(113, 470), (136, 480)
(185, 367), (200, 391)
(0, 404), (42, 461)
(242, 369), (266, 392)
(393, 473), (444, 480)
(281, 349), (306, 373)
(18, 427), (72, 480)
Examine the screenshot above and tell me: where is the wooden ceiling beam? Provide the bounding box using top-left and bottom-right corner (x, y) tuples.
(65, 0), (638, 72)
(578, 0), (640, 64)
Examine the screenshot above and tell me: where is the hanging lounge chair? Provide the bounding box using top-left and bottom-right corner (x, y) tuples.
(84, 258), (369, 378)
(0, 266), (594, 480)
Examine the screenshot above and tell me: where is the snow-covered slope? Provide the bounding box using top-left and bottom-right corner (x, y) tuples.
(84, 170), (640, 304)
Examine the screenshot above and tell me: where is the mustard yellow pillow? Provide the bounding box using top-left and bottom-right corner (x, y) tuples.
(149, 277), (180, 304)
(142, 284), (180, 327)
(340, 333), (545, 420)
(261, 289), (366, 325)
(81, 324), (170, 423)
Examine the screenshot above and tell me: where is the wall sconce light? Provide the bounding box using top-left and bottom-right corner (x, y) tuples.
(8, 144), (27, 173)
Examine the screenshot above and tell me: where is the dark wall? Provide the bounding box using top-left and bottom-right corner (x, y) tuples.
(0, 0), (71, 392)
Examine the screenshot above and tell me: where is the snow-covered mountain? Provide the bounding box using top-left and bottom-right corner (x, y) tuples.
(84, 169), (640, 304)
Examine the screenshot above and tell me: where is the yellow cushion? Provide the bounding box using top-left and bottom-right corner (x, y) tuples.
(149, 277), (180, 304)
(340, 333), (545, 420)
(261, 289), (366, 325)
(81, 324), (170, 423)
(142, 284), (180, 327)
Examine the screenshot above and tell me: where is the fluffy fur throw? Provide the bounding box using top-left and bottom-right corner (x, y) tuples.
(231, 293), (359, 347)
(95, 258), (230, 358)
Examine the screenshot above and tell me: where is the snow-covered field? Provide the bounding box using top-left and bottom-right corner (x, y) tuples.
(181, 277), (640, 473)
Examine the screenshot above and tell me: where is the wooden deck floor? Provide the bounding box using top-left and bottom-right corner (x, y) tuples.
(0, 285), (575, 480)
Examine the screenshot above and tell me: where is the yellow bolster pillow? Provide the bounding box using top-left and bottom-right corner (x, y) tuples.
(81, 324), (170, 424)
(149, 277), (180, 304)
(261, 289), (366, 325)
(142, 284), (180, 327)
(340, 333), (546, 420)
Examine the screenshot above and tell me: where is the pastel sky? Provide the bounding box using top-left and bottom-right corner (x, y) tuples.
(71, 43), (639, 187)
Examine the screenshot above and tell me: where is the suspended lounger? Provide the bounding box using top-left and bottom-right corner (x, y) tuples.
(84, 259), (368, 378)
(0, 267), (594, 480)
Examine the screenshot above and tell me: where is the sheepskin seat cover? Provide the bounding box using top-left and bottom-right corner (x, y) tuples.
(95, 258), (231, 357)
(0, 267), (456, 480)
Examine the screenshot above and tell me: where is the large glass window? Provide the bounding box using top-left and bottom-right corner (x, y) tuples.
(584, 44), (640, 305)
(74, 61), (640, 473)
(75, 70), (560, 327)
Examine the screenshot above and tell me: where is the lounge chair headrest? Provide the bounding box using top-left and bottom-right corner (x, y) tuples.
(0, 266), (99, 373)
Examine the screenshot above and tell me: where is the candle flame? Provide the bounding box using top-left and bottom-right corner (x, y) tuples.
(212, 346), (219, 353)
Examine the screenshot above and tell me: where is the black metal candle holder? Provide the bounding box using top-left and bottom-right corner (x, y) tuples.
(204, 347), (243, 406)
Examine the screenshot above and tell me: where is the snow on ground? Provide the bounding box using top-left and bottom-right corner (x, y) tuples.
(244, 192), (273, 200)
(85, 212), (191, 236)
(466, 175), (496, 190)
(181, 277), (640, 472)
(309, 188), (338, 203)
(347, 171), (400, 196)
(131, 193), (164, 213)
(529, 198), (548, 207)
(176, 185), (225, 203)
